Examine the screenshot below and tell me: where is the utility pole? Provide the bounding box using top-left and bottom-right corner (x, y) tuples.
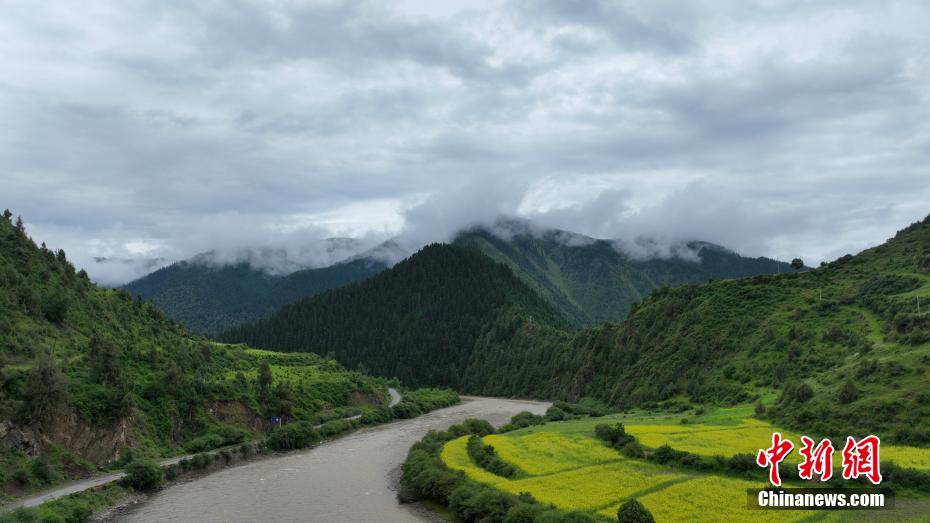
(919, 295), (921, 315)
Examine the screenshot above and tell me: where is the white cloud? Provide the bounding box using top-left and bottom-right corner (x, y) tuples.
(2, 0), (929, 284)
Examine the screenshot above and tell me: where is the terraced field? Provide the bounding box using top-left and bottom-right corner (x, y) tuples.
(440, 406), (930, 522)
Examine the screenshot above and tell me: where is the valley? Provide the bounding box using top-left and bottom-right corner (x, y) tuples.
(4, 210), (930, 522)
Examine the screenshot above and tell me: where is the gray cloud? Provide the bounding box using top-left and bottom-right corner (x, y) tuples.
(2, 0), (929, 285)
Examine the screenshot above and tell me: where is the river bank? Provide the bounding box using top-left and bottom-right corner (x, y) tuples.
(119, 396), (549, 522)
(5, 387), (404, 511)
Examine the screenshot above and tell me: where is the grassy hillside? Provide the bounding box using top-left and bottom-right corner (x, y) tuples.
(455, 225), (793, 326)
(0, 211), (389, 498)
(124, 256), (385, 335)
(220, 244), (568, 388)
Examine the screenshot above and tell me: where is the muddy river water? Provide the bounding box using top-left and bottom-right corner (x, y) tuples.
(122, 396), (549, 523)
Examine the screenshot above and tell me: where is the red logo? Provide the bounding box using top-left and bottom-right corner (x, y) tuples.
(758, 433), (881, 486)
(798, 436), (834, 481)
(757, 432), (794, 486)
(841, 435), (882, 485)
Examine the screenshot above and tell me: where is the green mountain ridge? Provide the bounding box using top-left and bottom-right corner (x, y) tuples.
(129, 219), (793, 337)
(124, 254), (386, 335)
(224, 213), (930, 444)
(0, 211), (388, 494)
(220, 243), (568, 388)
(454, 223), (794, 326)
(463, 212), (930, 443)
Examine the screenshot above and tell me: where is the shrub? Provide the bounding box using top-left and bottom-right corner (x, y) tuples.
(617, 499), (655, 523)
(509, 411), (545, 429)
(544, 406), (566, 421)
(619, 441), (645, 459)
(727, 453), (758, 473)
(448, 419), (495, 438)
(266, 422), (319, 451)
(780, 382), (814, 404)
(183, 433), (225, 453)
(467, 436), (517, 477)
(552, 399), (608, 417)
(12, 466), (31, 486)
(449, 483), (514, 522)
(391, 401), (422, 419)
(318, 418), (356, 438)
(360, 406), (393, 425)
(503, 503), (544, 523)
(40, 291), (69, 324)
(121, 460), (163, 490)
(652, 444), (689, 465)
(29, 457), (58, 485)
(191, 453), (211, 469)
(838, 381), (860, 404)
(594, 423), (635, 449)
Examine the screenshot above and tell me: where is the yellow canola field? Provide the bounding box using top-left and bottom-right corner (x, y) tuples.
(442, 432), (824, 522)
(626, 420), (930, 470)
(441, 423), (930, 522)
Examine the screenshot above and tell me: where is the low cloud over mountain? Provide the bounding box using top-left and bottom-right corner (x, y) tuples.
(4, 1), (929, 284)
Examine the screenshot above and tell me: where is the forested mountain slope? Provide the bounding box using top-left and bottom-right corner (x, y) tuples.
(463, 213), (930, 444)
(0, 211), (387, 493)
(128, 220), (787, 335)
(220, 244), (568, 388)
(225, 213), (930, 444)
(124, 255), (385, 335)
(454, 223), (793, 326)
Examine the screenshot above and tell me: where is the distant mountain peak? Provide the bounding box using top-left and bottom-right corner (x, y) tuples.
(350, 238), (412, 266)
(186, 237), (371, 276)
(460, 217), (599, 248)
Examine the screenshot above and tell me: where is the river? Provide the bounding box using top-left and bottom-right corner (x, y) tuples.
(121, 396), (549, 523)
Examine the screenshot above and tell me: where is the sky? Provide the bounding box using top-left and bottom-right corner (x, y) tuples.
(2, 0), (929, 285)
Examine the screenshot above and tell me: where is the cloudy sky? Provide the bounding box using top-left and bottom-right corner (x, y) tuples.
(2, 0), (929, 285)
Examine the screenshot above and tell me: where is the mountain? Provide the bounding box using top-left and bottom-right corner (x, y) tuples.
(220, 243), (568, 388)
(224, 212), (930, 445)
(124, 243), (391, 335)
(453, 220), (794, 326)
(459, 213), (930, 444)
(126, 220), (787, 334)
(0, 211), (388, 490)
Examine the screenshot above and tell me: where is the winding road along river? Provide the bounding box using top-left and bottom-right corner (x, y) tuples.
(122, 396), (549, 523)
